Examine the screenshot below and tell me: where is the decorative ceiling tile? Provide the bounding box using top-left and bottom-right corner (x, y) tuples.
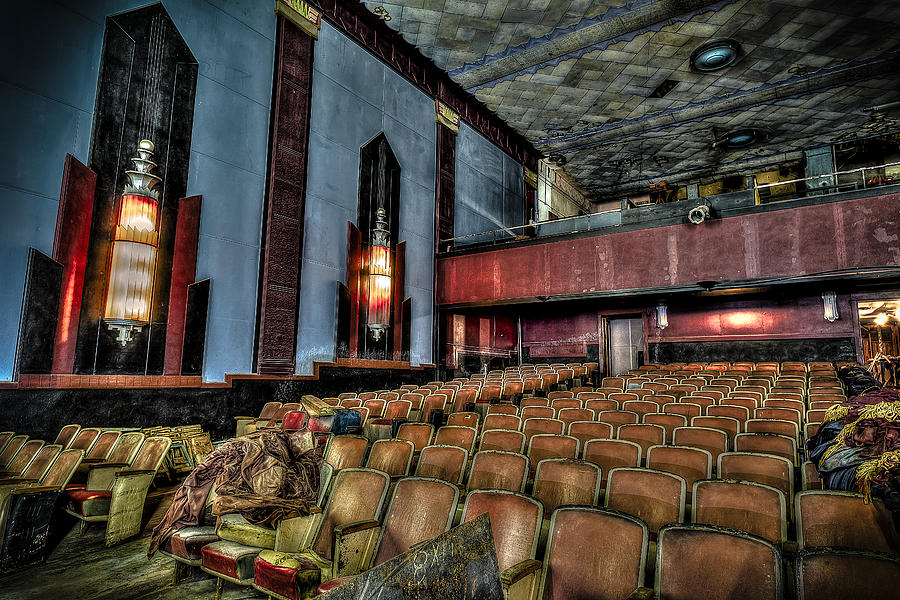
(363, 0), (900, 198)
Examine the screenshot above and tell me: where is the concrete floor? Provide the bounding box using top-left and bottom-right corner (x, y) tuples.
(0, 483), (266, 600)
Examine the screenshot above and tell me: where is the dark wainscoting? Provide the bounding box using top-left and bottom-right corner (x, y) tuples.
(0, 366), (432, 442)
(648, 338), (857, 364)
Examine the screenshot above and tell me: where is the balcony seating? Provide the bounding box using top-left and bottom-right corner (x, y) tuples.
(0, 440), (46, 478)
(718, 452), (793, 509)
(795, 548), (900, 600)
(395, 423), (433, 453)
(567, 421), (613, 449)
(0, 448), (84, 570)
(0, 444), (60, 485)
(642, 413), (687, 441)
(234, 402), (281, 437)
(583, 439), (641, 487)
(646, 445), (712, 494)
(481, 429), (526, 453)
(54, 424), (81, 448)
(70, 431), (145, 486)
(323, 435), (368, 472)
(364, 439), (414, 479)
(527, 435), (579, 475)
(617, 423), (666, 454)
(734, 433), (797, 465)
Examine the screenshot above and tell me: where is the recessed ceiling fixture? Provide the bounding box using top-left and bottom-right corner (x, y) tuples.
(716, 128), (761, 150)
(691, 39), (742, 72)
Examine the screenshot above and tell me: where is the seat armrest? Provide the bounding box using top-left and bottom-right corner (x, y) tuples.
(10, 485), (60, 495)
(233, 416), (254, 421)
(80, 458), (106, 465)
(274, 508), (324, 553)
(500, 559), (542, 586)
(333, 519), (380, 537)
(333, 520), (381, 578)
(627, 586), (655, 600)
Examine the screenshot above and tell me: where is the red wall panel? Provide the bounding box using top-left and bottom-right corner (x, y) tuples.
(51, 155), (97, 374)
(164, 195), (202, 375)
(438, 194), (900, 306)
(646, 295), (856, 343)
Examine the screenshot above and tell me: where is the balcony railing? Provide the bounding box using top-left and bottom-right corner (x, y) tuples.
(441, 161), (900, 251)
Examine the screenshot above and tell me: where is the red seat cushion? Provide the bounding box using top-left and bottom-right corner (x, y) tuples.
(162, 526), (219, 562)
(65, 489), (111, 517)
(253, 552), (321, 600)
(201, 541), (261, 582)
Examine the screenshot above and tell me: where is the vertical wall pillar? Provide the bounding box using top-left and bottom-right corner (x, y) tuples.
(434, 106), (458, 375)
(435, 121), (457, 251)
(164, 195), (202, 374)
(52, 155), (97, 373)
(256, 15), (315, 375)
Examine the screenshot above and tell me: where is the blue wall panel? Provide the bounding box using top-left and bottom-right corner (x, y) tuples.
(455, 122), (525, 246)
(298, 22), (436, 374)
(0, 1), (275, 381)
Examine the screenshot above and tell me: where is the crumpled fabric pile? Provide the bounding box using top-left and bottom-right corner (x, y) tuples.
(808, 368), (900, 510)
(147, 428), (322, 557)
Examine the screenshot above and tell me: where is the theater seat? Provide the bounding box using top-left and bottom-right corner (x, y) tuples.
(63, 436), (171, 546)
(462, 490), (543, 600)
(312, 477), (459, 596)
(796, 548), (900, 600)
(539, 507), (648, 600)
(218, 468), (389, 600)
(655, 523), (784, 599)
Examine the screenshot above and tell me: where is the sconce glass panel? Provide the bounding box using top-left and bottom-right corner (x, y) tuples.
(104, 193), (159, 324)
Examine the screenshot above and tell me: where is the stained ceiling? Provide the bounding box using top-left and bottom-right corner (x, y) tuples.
(361, 0), (900, 200)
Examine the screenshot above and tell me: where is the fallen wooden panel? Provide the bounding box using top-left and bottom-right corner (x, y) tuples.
(320, 513), (503, 599)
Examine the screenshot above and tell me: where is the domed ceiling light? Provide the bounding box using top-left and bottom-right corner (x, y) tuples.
(691, 39), (742, 72)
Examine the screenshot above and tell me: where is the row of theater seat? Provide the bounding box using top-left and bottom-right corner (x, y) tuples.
(199, 361), (878, 597)
(0, 423), (172, 565)
(177, 462), (898, 600)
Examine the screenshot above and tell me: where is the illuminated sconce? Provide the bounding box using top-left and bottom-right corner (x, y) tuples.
(367, 208), (392, 341)
(656, 302), (669, 329)
(104, 139), (161, 345)
(822, 291), (839, 322)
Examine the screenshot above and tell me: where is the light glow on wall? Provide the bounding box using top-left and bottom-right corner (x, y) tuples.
(725, 311), (757, 327)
